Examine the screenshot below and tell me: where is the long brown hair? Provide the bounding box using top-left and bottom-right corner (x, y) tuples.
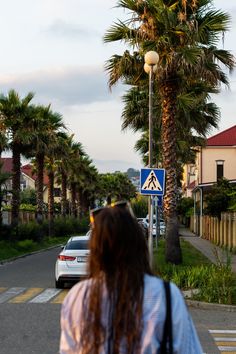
(80, 206), (152, 353)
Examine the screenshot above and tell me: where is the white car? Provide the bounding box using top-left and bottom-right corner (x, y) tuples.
(55, 235), (90, 288)
(145, 215), (166, 236)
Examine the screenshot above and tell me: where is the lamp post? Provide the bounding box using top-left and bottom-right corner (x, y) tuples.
(144, 51), (159, 268)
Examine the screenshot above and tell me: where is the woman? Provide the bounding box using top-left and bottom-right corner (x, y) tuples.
(60, 202), (202, 354)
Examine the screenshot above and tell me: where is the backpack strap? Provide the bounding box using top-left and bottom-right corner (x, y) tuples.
(159, 281), (173, 354)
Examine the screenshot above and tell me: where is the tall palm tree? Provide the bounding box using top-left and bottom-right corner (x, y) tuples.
(26, 105), (65, 224)
(104, 0), (235, 264)
(0, 90), (34, 227)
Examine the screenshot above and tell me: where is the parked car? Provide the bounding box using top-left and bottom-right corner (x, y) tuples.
(145, 215), (166, 237)
(55, 235), (89, 289)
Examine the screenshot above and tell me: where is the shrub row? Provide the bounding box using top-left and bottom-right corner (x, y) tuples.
(0, 216), (90, 242)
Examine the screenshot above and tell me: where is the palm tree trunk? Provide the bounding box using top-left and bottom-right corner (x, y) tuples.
(61, 170), (67, 217)
(11, 142), (21, 228)
(35, 153), (45, 223)
(160, 78), (182, 264)
(71, 182), (77, 218)
(48, 171), (54, 237)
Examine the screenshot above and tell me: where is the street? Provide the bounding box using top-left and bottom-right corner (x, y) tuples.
(0, 248), (236, 354)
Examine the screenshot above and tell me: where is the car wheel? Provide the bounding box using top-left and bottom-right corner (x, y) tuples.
(55, 279), (64, 289)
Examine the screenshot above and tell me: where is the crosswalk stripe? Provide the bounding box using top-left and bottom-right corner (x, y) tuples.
(214, 338), (236, 342)
(29, 288), (61, 303)
(51, 290), (68, 304)
(0, 287), (26, 303)
(209, 329), (236, 353)
(9, 288), (44, 303)
(218, 347), (236, 352)
(209, 330), (236, 334)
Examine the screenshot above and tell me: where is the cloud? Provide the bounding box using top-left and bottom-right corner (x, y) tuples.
(45, 19), (100, 39)
(0, 66), (124, 106)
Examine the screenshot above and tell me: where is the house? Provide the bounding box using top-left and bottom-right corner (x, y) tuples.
(182, 125), (236, 235)
(0, 158), (62, 205)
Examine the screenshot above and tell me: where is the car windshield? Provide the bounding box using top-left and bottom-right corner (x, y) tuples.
(65, 240), (89, 250)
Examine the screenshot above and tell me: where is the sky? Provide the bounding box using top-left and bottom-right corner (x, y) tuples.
(0, 0), (236, 173)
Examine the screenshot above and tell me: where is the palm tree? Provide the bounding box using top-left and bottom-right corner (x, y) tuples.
(0, 90), (34, 227)
(104, 0), (235, 264)
(26, 105), (65, 224)
(0, 162), (10, 226)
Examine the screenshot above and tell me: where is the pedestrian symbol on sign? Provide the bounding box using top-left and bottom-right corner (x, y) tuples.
(142, 170), (162, 191)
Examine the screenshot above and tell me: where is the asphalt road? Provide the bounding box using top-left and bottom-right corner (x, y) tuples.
(0, 248), (236, 354)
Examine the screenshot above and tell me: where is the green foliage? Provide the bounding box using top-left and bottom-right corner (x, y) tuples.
(228, 190), (236, 211)
(154, 239), (236, 305)
(177, 197), (194, 216)
(204, 178), (236, 218)
(52, 216), (89, 237)
(130, 195), (148, 217)
(16, 239), (37, 251)
(20, 187), (37, 205)
(98, 172), (137, 203)
(177, 197), (194, 226)
(0, 216), (90, 243)
(19, 204), (37, 211)
(3, 204), (37, 211)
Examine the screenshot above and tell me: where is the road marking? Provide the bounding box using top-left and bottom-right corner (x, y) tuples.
(0, 287), (7, 293)
(209, 330), (236, 334)
(29, 288), (61, 303)
(0, 287), (70, 303)
(9, 288), (44, 303)
(209, 329), (236, 353)
(0, 287), (26, 303)
(51, 290), (68, 304)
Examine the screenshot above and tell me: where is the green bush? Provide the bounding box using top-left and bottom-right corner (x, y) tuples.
(2, 216), (90, 242)
(16, 239), (37, 251)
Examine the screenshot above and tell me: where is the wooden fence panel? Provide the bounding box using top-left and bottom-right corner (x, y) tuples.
(190, 212), (236, 250)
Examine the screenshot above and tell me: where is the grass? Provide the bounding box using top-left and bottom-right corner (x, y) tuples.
(154, 238), (211, 269)
(153, 239), (236, 305)
(0, 236), (69, 262)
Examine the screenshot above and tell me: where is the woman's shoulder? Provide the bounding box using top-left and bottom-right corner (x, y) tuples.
(62, 279), (92, 307)
(144, 274), (183, 299)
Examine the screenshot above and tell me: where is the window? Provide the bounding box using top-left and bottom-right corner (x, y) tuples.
(216, 160), (224, 181)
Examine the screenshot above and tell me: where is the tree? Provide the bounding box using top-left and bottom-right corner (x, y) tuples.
(0, 162), (10, 226)
(26, 105), (65, 224)
(0, 90), (34, 227)
(20, 187), (37, 205)
(104, 0), (235, 264)
(204, 178), (236, 218)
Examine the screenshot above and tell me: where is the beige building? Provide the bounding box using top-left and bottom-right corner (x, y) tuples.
(182, 125), (236, 235)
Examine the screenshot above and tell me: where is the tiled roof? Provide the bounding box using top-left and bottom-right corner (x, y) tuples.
(207, 125), (236, 146)
(0, 159), (49, 185)
(0, 158), (13, 173)
(22, 164), (49, 185)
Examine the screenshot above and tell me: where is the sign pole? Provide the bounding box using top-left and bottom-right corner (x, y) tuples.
(148, 65), (154, 268)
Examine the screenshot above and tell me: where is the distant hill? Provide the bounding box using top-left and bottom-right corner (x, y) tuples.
(94, 159), (141, 173)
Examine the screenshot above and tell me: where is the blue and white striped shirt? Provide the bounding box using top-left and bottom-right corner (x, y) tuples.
(60, 274), (203, 353)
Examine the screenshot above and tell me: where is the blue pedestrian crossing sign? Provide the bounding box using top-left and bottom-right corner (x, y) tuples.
(140, 168), (165, 196)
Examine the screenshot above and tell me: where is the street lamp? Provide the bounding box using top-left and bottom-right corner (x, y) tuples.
(144, 50), (159, 268)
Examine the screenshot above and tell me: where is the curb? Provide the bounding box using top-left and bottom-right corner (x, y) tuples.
(186, 299), (236, 312)
(0, 245), (61, 265)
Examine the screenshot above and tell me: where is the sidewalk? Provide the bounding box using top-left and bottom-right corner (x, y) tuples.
(179, 226), (236, 273)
